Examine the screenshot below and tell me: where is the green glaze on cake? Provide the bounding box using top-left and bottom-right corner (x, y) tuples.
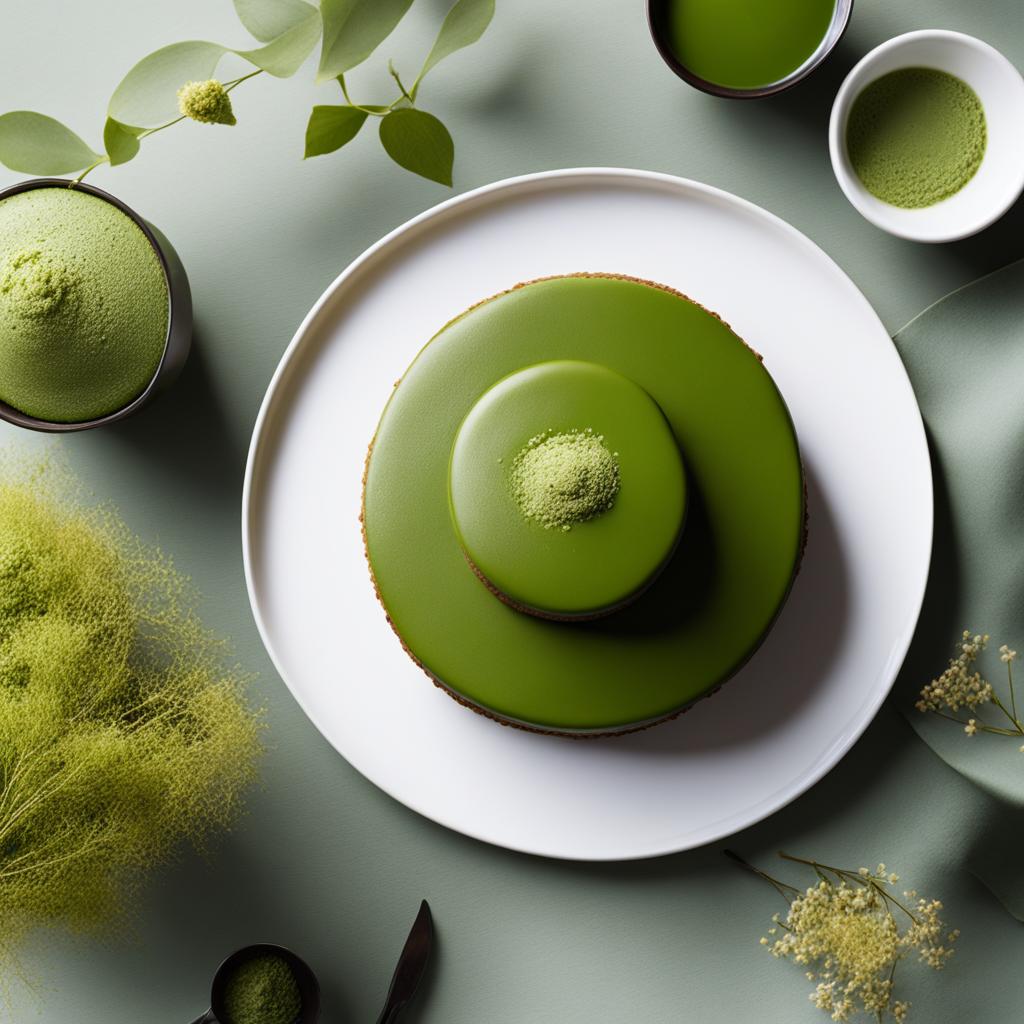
(664, 0), (836, 90)
(0, 187), (169, 422)
(846, 68), (986, 209)
(364, 275), (804, 734)
(511, 428), (619, 531)
(449, 360), (686, 619)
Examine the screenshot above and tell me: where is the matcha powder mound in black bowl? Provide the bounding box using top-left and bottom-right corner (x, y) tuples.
(222, 954), (302, 1024)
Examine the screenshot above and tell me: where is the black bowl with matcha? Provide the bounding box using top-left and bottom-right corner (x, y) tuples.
(647, 0), (853, 98)
(0, 178), (191, 432)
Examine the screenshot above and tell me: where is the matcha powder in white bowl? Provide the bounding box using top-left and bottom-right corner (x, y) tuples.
(0, 187), (169, 423)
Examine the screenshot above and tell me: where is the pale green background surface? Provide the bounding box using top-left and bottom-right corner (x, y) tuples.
(1, 1), (1023, 1021)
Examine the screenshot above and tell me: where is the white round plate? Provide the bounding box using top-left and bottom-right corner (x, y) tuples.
(242, 168), (932, 861)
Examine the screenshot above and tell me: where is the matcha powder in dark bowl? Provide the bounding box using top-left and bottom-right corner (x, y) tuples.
(221, 954), (303, 1024)
(0, 186), (170, 423)
(846, 67), (987, 208)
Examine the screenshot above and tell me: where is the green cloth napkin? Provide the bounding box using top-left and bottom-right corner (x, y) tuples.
(892, 258), (1024, 920)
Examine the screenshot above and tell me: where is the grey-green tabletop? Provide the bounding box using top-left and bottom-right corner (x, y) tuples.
(2, 1), (1024, 1021)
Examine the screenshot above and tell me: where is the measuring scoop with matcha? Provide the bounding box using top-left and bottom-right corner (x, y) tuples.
(0, 185), (173, 423)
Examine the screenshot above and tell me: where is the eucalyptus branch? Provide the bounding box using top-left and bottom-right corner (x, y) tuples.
(0, 0), (495, 190)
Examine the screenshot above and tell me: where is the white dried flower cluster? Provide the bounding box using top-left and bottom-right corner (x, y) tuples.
(916, 632), (992, 713)
(918, 631), (1024, 747)
(762, 866), (956, 1023)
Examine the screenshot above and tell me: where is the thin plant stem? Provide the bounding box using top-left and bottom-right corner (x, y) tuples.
(75, 66), (264, 185)
(930, 708), (1020, 736)
(724, 849), (799, 902)
(388, 60), (412, 103)
(224, 68), (262, 92)
(778, 852), (921, 923)
(72, 156), (109, 186)
(339, 73), (407, 115)
(1009, 662), (1018, 724)
(139, 115), (187, 141)
(868, 881), (919, 924)
(883, 958), (899, 1022)
(978, 696), (1019, 737)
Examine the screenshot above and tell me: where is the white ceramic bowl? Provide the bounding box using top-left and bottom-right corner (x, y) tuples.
(829, 30), (1024, 243)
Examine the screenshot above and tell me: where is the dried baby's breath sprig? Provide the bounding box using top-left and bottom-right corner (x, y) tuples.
(917, 631), (1024, 745)
(727, 850), (956, 1023)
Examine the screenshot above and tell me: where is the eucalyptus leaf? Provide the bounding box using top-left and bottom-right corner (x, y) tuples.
(414, 0), (495, 92)
(318, 0), (414, 82)
(379, 108), (453, 186)
(304, 105), (368, 157)
(0, 112), (99, 175)
(108, 41), (227, 129)
(234, 0), (317, 42)
(103, 117), (142, 166)
(237, 8), (321, 77)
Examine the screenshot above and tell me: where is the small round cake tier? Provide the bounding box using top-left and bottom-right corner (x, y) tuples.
(449, 360), (686, 619)
(362, 273), (805, 736)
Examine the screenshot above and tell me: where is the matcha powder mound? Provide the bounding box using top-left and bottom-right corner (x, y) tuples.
(846, 67), (986, 209)
(510, 429), (620, 531)
(0, 187), (169, 423)
(223, 955), (302, 1024)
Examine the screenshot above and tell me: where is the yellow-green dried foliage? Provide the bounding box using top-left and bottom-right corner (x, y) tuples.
(0, 455), (261, 954)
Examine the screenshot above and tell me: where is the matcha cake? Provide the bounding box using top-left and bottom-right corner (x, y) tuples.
(362, 273), (805, 736)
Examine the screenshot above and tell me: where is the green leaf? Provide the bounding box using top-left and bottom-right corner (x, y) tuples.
(0, 112), (99, 175)
(103, 117), (143, 166)
(108, 41), (227, 128)
(414, 0), (495, 92)
(304, 104), (368, 157)
(234, 0), (317, 42)
(318, 0), (414, 82)
(237, 8), (321, 76)
(379, 108), (453, 186)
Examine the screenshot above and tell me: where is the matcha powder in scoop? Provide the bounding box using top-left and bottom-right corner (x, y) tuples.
(222, 955), (302, 1024)
(0, 187), (169, 422)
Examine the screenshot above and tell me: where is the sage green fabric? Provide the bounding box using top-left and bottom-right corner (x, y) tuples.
(893, 259), (1024, 921)
(1, 0), (1024, 1022)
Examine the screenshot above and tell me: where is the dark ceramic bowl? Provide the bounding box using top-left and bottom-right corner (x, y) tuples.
(0, 177), (192, 433)
(647, 0), (854, 98)
(189, 943), (320, 1024)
